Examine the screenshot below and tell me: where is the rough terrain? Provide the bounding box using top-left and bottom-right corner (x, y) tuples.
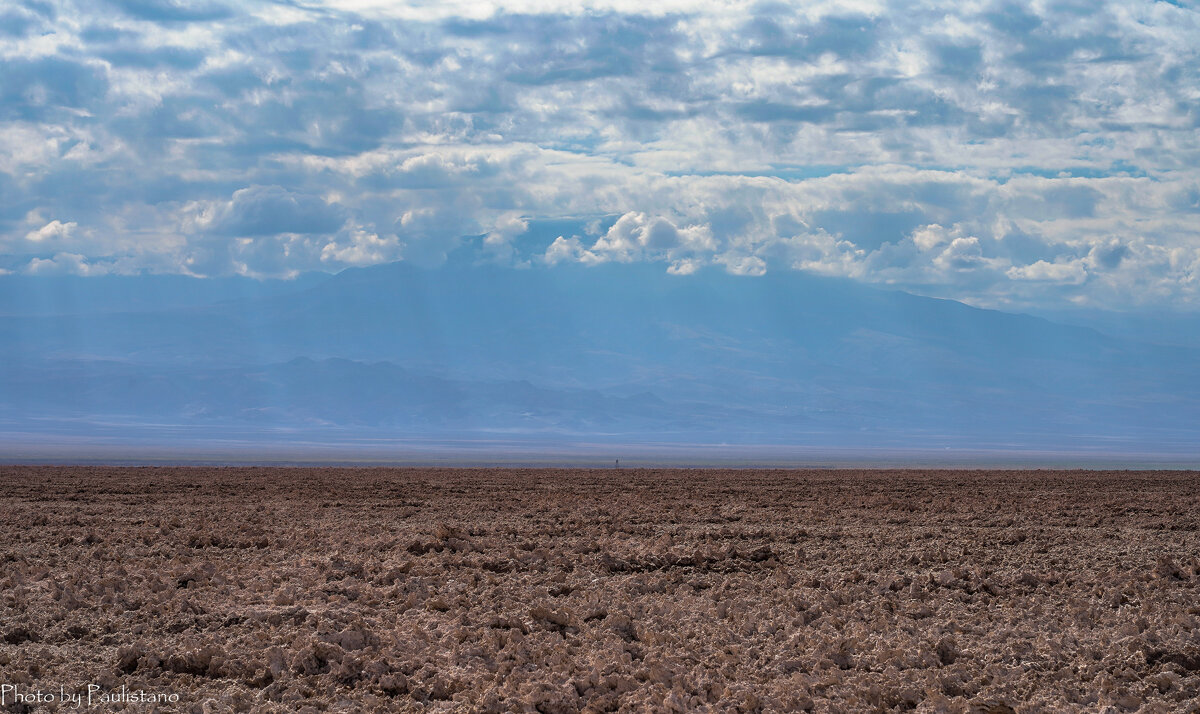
(1, 467), (1198, 713)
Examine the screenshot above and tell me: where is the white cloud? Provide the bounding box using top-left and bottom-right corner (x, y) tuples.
(485, 214), (528, 248)
(934, 237), (987, 271)
(320, 229), (400, 266)
(586, 212), (717, 264)
(1007, 259), (1088, 284)
(718, 254), (767, 276)
(25, 252), (108, 276)
(0, 123), (73, 174)
(542, 236), (600, 266)
(25, 220), (77, 243)
(667, 257), (702, 275)
(911, 224), (950, 252)
(590, 213), (646, 262)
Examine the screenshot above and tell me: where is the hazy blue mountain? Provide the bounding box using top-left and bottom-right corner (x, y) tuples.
(1026, 307), (1200, 350)
(0, 272), (332, 317)
(2, 263), (1199, 455)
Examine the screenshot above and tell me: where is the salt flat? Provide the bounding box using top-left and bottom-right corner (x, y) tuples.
(1, 467), (1197, 712)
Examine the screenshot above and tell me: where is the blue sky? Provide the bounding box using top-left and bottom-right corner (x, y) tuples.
(2, 0), (1199, 311)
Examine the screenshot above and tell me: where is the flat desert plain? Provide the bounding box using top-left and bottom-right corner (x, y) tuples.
(1, 467), (1198, 713)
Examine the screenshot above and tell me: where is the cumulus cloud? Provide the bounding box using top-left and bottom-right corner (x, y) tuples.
(543, 236), (600, 266)
(1007, 259), (1089, 284)
(0, 0), (1198, 309)
(587, 212), (716, 264)
(320, 228), (400, 266)
(934, 237), (990, 272)
(392, 203), (484, 266)
(25, 219), (77, 243)
(667, 257), (702, 275)
(482, 213), (529, 263)
(717, 254), (767, 277)
(26, 252), (109, 276)
(911, 224), (951, 253)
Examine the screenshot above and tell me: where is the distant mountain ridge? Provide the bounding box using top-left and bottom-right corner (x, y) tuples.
(2, 262), (1198, 453)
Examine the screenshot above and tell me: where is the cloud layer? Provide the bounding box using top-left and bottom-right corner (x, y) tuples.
(2, 0), (1198, 308)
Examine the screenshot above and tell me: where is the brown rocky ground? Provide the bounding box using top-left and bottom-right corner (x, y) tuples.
(0, 466), (1198, 713)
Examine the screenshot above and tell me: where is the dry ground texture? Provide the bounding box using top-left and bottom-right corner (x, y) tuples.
(1, 467), (1199, 713)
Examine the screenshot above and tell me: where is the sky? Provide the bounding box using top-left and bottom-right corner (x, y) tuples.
(2, 0), (1200, 312)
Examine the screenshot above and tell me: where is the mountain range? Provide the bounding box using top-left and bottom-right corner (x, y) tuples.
(2, 262), (1198, 460)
